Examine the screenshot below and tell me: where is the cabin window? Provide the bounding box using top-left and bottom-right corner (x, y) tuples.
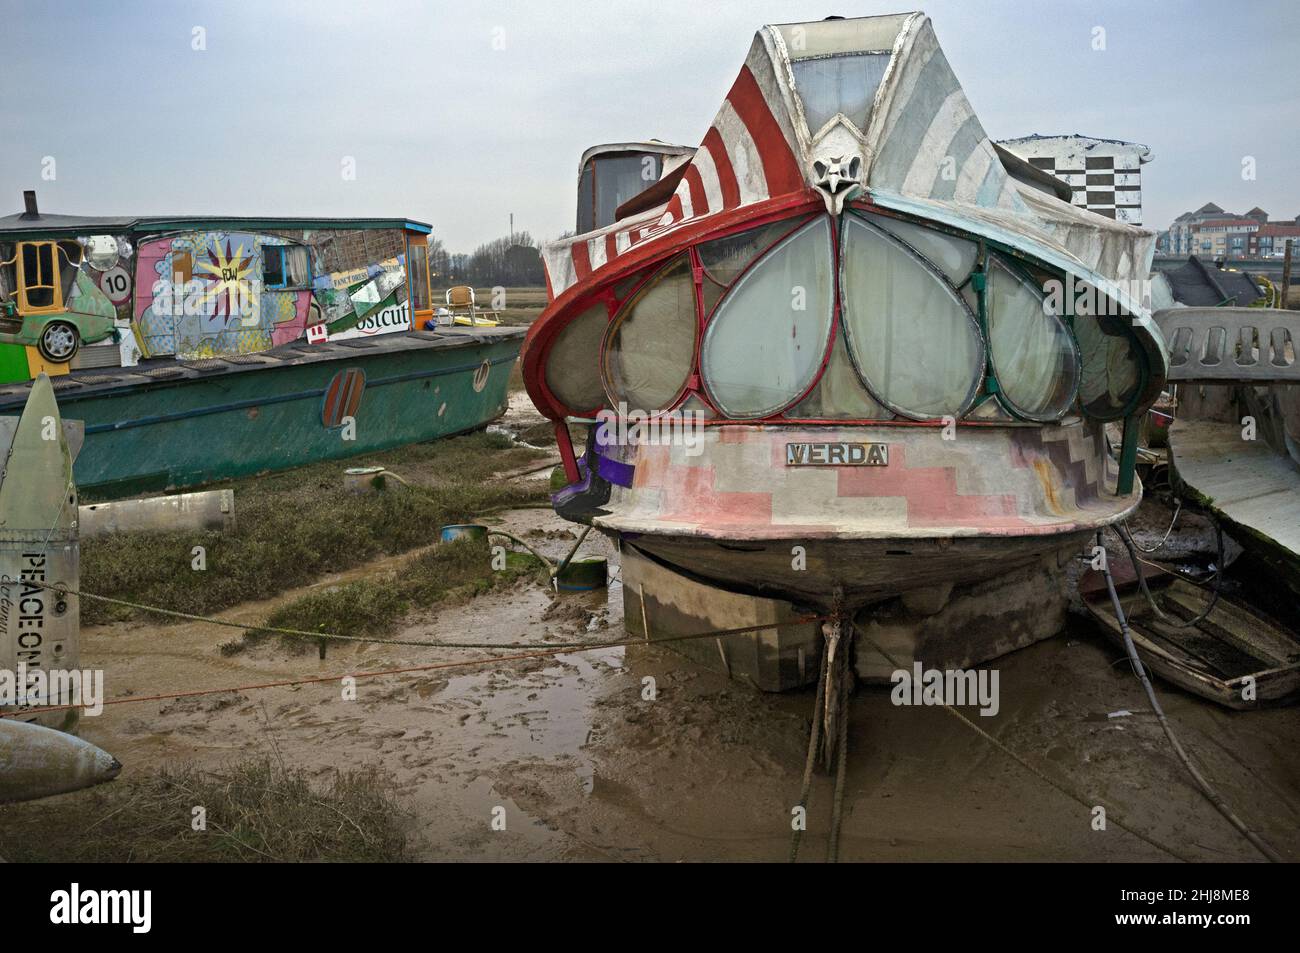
(787, 331), (893, 420)
(1072, 310), (1143, 420)
(985, 257), (1080, 420)
(696, 218), (808, 319)
(263, 245), (311, 289)
(700, 216), (835, 418)
(839, 216), (983, 419)
(602, 256), (696, 412)
(57, 241), (82, 303)
(545, 302), (610, 414)
(577, 153), (663, 233)
(408, 243), (431, 312)
(791, 52), (891, 132)
(860, 213), (978, 286)
(262, 246), (284, 287)
(18, 241), (61, 312)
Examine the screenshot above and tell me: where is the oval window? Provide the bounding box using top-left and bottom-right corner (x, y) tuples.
(602, 257), (696, 412)
(860, 213), (978, 287)
(700, 217), (835, 418)
(840, 216), (983, 419)
(544, 303), (609, 414)
(697, 219), (804, 318)
(1072, 310), (1143, 420)
(986, 257), (1080, 420)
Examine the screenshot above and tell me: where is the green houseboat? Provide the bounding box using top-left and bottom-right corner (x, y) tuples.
(0, 194), (524, 496)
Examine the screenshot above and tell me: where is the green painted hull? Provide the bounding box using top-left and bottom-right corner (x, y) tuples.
(0, 328), (525, 498)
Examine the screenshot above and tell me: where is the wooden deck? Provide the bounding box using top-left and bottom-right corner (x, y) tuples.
(1168, 417), (1300, 585)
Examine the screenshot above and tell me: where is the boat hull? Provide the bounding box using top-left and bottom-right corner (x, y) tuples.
(625, 531), (1089, 609)
(562, 419), (1137, 609)
(0, 328), (525, 497)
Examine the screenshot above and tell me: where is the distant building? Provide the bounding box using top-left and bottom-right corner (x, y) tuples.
(997, 134), (1153, 225)
(1163, 203), (1224, 255)
(1160, 204), (1300, 258)
(1253, 221), (1300, 258)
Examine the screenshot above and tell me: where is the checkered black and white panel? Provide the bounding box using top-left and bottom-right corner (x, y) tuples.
(1026, 155), (1143, 225)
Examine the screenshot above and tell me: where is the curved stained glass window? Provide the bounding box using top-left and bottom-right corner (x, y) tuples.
(840, 215), (984, 419)
(700, 217), (835, 418)
(698, 219), (803, 288)
(602, 257), (696, 412)
(860, 213), (978, 287)
(787, 331), (892, 420)
(1072, 310), (1143, 420)
(986, 257), (1080, 421)
(544, 302), (609, 414)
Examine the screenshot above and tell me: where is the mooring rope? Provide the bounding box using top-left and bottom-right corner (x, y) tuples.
(789, 643), (829, 863)
(2, 648), (606, 718)
(1097, 530), (1283, 863)
(20, 579), (820, 653)
(2, 579), (826, 719)
(853, 622), (1198, 864)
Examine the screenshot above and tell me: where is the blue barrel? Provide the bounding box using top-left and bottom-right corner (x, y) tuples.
(439, 524), (488, 543)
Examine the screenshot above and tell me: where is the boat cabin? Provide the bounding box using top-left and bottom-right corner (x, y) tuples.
(0, 192), (438, 383)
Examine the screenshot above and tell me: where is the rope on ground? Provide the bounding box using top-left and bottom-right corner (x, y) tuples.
(25, 579), (820, 653)
(789, 642), (829, 863)
(1, 648), (594, 718)
(4, 580), (826, 719)
(1098, 530), (1283, 863)
(827, 647), (852, 863)
(853, 621), (1197, 864)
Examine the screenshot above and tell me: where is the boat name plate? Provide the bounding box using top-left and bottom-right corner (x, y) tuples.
(785, 442), (888, 466)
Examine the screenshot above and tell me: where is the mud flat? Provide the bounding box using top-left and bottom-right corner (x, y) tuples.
(4, 493), (1295, 861)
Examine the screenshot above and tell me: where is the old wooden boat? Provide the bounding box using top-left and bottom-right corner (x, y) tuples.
(0, 198), (523, 496)
(1154, 305), (1300, 598)
(522, 12), (1169, 617)
(1080, 566), (1300, 709)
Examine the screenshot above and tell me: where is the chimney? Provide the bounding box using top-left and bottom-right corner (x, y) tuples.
(20, 190), (39, 220)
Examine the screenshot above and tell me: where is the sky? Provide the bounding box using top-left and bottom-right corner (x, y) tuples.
(2, 0), (1297, 252)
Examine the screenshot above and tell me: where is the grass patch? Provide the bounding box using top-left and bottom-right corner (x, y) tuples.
(81, 429), (550, 626)
(0, 757), (411, 862)
(229, 538), (545, 654)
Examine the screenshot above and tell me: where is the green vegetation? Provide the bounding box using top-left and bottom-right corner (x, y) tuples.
(0, 758), (411, 862)
(229, 538), (545, 654)
(81, 430), (551, 626)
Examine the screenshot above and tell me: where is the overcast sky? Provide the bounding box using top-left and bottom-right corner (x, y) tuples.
(2, 0), (1297, 251)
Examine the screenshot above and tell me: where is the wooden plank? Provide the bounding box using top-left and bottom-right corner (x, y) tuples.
(1162, 584), (1300, 666)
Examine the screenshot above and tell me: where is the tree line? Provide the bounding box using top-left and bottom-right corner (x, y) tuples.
(428, 230), (558, 287)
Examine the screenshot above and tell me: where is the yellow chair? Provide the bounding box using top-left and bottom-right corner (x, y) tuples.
(443, 286), (500, 327)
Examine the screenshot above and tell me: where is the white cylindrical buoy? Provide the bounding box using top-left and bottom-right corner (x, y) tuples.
(0, 719), (121, 803)
(78, 488), (235, 538)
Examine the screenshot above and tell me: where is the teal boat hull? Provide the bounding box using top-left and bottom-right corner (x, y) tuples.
(0, 328), (525, 498)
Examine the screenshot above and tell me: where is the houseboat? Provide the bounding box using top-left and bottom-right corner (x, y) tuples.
(522, 12), (1170, 686)
(0, 194), (523, 496)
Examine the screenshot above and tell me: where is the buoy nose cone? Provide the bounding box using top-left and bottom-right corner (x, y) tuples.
(106, 758), (123, 780)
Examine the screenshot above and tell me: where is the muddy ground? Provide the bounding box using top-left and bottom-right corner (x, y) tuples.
(6, 398), (1299, 862)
